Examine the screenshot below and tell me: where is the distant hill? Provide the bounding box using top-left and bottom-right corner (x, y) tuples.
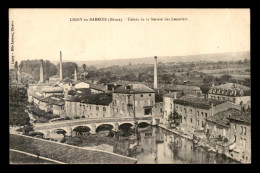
(51, 51), (250, 69)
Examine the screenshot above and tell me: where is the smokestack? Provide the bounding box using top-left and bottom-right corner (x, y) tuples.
(154, 56), (158, 89)
(60, 51), (63, 81)
(211, 102), (214, 116)
(40, 59), (44, 83)
(74, 67), (77, 82)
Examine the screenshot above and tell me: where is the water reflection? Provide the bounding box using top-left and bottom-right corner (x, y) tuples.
(113, 126), (238, 164)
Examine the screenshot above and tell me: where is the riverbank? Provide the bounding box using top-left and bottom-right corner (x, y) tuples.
(156, 124), (243, 164)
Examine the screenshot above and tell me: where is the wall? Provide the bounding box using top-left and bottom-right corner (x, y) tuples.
(229, 120), (251, 162)
(112, 93), (155, 118)
(163, 97), (174, 124)
(65, 101), (112, 119)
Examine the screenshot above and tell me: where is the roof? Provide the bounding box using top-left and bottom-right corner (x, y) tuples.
(163, 84), (201, 91)
(163, 93), (177, 98)
(212, 83), (250, 90)
(42, 87), (64, 93)
(206, 109), (236, 128)
(62, 77), (74, 84)
(228, 109), (251, 124)
(49, 75), (60, 79)
(70, 93), (112, 105)
(114, 84), (155, 94)
(90, 84), (106, 91)
(174, 95), (226, 109)
(106, 80), (141, 86)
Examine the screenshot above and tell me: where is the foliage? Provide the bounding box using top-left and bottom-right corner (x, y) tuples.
(9, 83), (30, 127)
(168, 110), (181, 127)
(19, 60), (57, 82)
(155, 92), (163, 102)
(57, 62), (78, 79)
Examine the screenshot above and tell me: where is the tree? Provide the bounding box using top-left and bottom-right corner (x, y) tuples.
(57, 62), (78, 79)
(220, 74), (232, 83)
(82, 64), (86, 71)
(168, 110), (180, 128)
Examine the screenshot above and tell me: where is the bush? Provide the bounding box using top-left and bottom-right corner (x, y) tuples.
(223, 137), (228, 143)
(64, 116), (72, 120)
(74, 116), (80, 119)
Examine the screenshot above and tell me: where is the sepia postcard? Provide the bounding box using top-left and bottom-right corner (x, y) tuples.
(9, 8), (251, 164)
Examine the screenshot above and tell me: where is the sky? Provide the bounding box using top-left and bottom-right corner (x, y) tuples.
(9, 8), (250, 66)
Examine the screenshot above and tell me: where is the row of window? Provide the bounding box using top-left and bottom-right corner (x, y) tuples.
(183, 116), (205, 127)
(233, 124), (247, 135)
(176, 106), (208, 118)
(113, 100), (154, 106)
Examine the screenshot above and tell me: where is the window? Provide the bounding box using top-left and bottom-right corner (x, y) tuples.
(190, 118), (192, 123)
(205, 113), (207, 118)
(197, 120), (200, 126)
(244, 127), (246, 135)
(184, 108), (186, 113)
(234, 124), (236, 130)
(170, 103), (173, 109)
(197, 111), (199, 117)
(201, 112), (204, 116)
(180, 107), (182, 112)
(103, 107), (106, 111)
(176, 106), (178, 109)
(141, 94), (143, 97)
(234, 135), (236, 142)
(190, 109), (192, 113)
(144, 108), (152, 115)
(96, 106), (99, 111)
(202, 121), (204, 127)
(241, 126), (243, 134)
(149, 94), (151, 96)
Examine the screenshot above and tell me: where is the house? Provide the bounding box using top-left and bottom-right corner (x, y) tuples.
(174, 95), (241, 133)
(74, 82), (90, 89)
(228, 109), (251, 163)
(162, 93), (177, 125)
(208, 83), (251, 105)
(162, 84), (202, 96)
(112, 84), (155, 118)
(65, 92), (113, 119)
(89, 84), (106, 94)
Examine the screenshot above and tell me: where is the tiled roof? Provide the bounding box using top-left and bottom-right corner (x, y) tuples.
(70, 93), (112, 105)
(90, 84), (106, 91)
(206, 109), (235, 127)
(212, 83), (250, 90)
(174, 95), (226, 109)
(162, 84), (201, 91)
(114, 84), (155, 94)
(163, 93), (177, 98)
(228, 109), (251, 124)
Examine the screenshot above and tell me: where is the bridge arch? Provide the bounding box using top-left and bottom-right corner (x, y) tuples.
(137, 122), (150, 128)
(119, 123), (134, 130)
(72, 126), (91, 136)
(50, 128), (68, 136)
(96, 123), (114, 133)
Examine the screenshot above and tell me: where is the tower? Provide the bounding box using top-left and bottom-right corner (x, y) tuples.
(154, 56), (158, 89)
(39, 59), (44, 83)
(60, 51), (63, 81)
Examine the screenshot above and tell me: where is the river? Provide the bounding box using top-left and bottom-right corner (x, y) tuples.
(111, 126), (238, 164)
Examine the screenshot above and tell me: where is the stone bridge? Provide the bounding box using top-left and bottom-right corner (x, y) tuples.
(34, 117), (155, 138)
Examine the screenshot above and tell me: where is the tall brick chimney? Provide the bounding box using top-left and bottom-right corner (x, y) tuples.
(154, 56), (158, 89)
(60, 51), (63, 81)
(39, 59), (44, 83)
(65, 88), (68, 100)
(74, 67), (77, 82)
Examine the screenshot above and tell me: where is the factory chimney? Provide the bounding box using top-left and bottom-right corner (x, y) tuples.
(74, 67), (77, 82)
(154, 56), (158, 89)
(60, 51), (63, 81)
(39, 59), (44, 83)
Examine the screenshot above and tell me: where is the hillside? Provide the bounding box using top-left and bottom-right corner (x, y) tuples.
(51, 51), (250, 69)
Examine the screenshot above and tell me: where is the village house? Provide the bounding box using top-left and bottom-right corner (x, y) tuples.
(228, 109), (251, 163)
(174, 96), (241, 134)
(162, 93), (177, 125)
(208, 83), (250, 105)
(64, 91), (113, 119)
(162, 84), (202, 97)
(112, 84), (155, 118)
